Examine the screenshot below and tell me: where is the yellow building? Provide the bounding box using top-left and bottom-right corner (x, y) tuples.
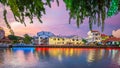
(48, 36), (84, 46)
(49, 36), (68, 45)
(69, 36), (84, 45)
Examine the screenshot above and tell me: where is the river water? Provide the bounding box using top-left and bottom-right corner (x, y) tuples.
(0, 48), (120, 68)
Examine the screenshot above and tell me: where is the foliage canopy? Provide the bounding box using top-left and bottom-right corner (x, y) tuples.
(0, 0), (120, 34)
(23, 34), (32, 44)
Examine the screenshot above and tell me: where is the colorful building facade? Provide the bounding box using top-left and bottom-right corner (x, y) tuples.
(49, 36), (83, 46)
(87, 30), (101, 43)
(103, 37), (120, 46)
(33, 31), (55, 45)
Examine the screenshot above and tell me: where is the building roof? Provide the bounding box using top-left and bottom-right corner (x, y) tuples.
(91, 30), (99, 32)
(101, 34), (108, 37)
(37, 31), (55, 37)
(0, 37), (12, 42)
(87, 30), (100, 35)
(102, 37), (120, 42)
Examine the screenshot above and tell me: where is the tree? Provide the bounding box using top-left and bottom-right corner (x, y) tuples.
(0, 0), (59, 34)
(82, 39), (88, 44)
(64, 0), (120, 31)
(8, 35), (19, 43)
(0, 0), (120, 33)
(23, 34), (32, 44)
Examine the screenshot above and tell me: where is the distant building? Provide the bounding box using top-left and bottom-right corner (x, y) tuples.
(0, 37), (12, 43)
(33, 31), (55, 45)
(0, 27), (12, 43)
(103, 37), (120, 46)
(0, 27), (5, 40)
(49, 36), (67, 45)
(49, 35), (83, 46)
(68, 35), (83, 45)
(87, 30), (101, 43)
(32, 36), (39, 45)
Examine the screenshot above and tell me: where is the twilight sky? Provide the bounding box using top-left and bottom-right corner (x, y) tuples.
(0, 1), (120, 38)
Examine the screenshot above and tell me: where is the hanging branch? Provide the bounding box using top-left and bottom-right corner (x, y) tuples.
(0, 0), (59, 34)
(64, 0), (120, 31)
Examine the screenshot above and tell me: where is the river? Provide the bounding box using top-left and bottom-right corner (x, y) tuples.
(0, 48), (120, 68)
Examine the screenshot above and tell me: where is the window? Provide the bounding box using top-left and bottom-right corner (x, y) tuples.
(95, 34), (98, 36)
(45, 37), (47, 39)
(76, 39), (78, 41)
(40, 37), (42, 39)
(53, 38), (56, 40)
(58, 38), (60, 40)
(72, 39), (74, 41)
(62, 38), (64, 41)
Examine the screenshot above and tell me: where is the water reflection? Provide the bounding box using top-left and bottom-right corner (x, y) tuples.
(0, 48), (119, 68)
(3, 48), (37, 68)
(111, 50), (120, 66)
(36, 48), (83, 62)
(87, 49), (105, 62)
(0, 49), (4, 65)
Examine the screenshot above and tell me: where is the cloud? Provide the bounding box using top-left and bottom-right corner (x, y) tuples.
(112, 29), (120, 38)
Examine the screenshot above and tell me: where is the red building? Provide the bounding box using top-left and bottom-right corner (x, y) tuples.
(103, 37), (120, 46)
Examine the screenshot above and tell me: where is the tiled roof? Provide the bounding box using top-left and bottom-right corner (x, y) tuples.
(91, 30), (99, 32)
(101, 34), (108, 37)
(102, 37), (120, 42)
(0, 38), (12, 42)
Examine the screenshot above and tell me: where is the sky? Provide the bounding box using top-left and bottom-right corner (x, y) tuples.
(0, 1), (120, 38)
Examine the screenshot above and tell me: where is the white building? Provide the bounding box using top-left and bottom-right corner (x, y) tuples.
(87, 30), (101, 43)
(33, 31), (55, 45)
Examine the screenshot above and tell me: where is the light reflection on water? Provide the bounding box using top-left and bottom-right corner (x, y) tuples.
(0, 48), (120, 68)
